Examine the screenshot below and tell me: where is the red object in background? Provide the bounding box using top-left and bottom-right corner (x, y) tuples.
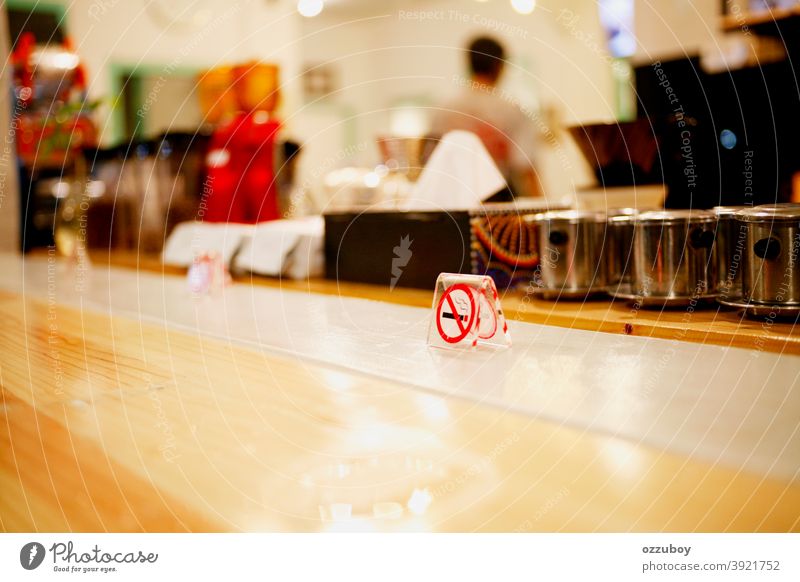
(12, 32), (35, 105)
(203, 112), (281, 224)
(62, 37), (87, 91)
(15, 113), (96, 168)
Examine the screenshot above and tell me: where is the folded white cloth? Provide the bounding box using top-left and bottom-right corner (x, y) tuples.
(406, 130), (506, 211)
(164, 218), (324, 280)
(162, 222), (254, 267)
(234, 217), (324, 279)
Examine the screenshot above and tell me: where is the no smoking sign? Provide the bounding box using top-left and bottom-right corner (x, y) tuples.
(436, 283), (476, 344)
(428, 274), (511, 350)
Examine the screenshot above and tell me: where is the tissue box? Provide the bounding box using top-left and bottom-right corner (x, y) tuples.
(324, 202), (554, 291)
(470, 206), (542, 292)
(324, 210), (472, 290)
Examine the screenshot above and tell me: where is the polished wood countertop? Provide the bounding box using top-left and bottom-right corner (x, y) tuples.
(2, 251), (798, 532)
(93, 250), (800, 356)
(261, 279), (800, 356)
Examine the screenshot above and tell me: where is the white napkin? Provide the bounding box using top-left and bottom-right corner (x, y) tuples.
(162, 222), (254, 267)
(406, 130), (506, 211)
(234, 217), (324, 279)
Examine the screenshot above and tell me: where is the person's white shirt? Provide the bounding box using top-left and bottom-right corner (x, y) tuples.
(430, 82), (539, 192)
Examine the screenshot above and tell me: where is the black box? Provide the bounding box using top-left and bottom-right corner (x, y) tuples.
(324, 210), (472, 290)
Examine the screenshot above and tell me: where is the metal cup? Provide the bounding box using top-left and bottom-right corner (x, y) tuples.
(535, 210), (610, 298)
(737, 204), (800, 305)
(712, 206), (748, 299)
(631, 210), (718, 300)
(606, 208), (639, 289)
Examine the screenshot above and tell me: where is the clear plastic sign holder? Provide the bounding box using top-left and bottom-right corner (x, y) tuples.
(187, 251), (231, 296)
(427, 273), (511, 350)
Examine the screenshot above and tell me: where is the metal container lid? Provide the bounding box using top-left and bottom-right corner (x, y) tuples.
(736, 203), (800, 223)
(606, 207), (639, 216)
(712, 205), (749, 217)
(604, 207), (635, 221)
(540, 210), (607, 223)
(636, 209), (715, 225)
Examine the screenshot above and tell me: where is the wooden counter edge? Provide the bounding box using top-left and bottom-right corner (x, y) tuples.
(28, 249), (800, 357)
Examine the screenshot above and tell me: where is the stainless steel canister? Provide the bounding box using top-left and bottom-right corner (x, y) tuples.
(631, 210), (717, 300)
(606, 208), (638, 288)
(535, 210), (609, 298)
(712, 206), (748, 298)
(737, 204), (800, 305)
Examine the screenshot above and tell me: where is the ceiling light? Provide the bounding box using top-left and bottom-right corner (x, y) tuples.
(297, 0), (323, 18)
(511, 0), (536, 15)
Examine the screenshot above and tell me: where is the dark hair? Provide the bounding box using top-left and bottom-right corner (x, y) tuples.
(467, 36), (506, 78)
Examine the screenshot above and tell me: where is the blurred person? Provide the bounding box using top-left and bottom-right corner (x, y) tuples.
(430, 36), (542, 199)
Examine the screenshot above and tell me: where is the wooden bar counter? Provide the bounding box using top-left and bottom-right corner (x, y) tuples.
(1, 251), (798, 532)
(91, 250), (800, 356)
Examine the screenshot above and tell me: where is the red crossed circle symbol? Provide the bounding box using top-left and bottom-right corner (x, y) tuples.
(435, 283), (477, 344)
